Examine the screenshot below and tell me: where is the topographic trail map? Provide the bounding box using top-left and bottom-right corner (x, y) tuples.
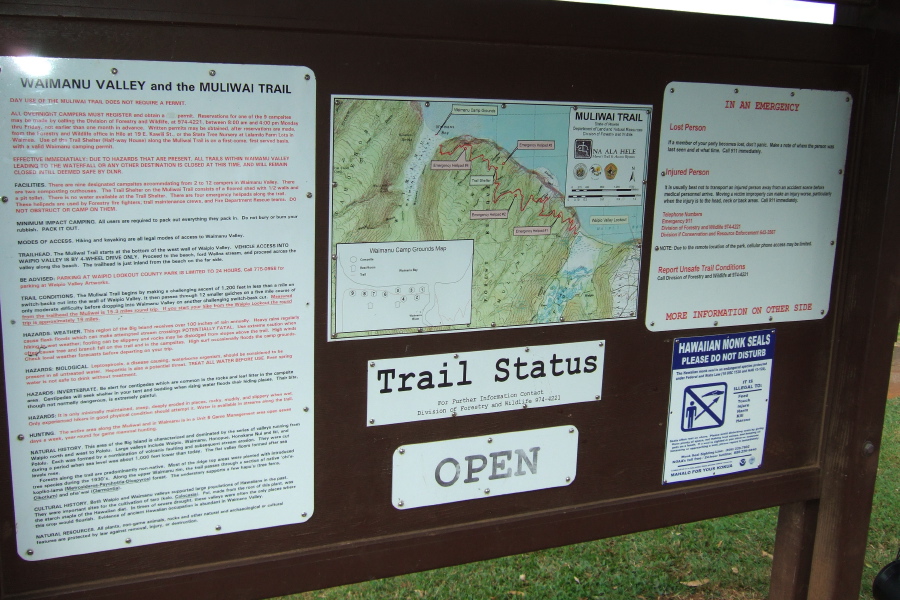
(330, 96), (652, 339)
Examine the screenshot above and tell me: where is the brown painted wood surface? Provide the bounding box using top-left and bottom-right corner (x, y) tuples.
(0, 1), (896, 599)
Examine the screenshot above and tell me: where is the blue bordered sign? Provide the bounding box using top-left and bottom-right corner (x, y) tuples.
(663, 330), (775, 483)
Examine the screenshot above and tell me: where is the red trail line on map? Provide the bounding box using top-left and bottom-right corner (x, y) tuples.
(437, 141), (578, 235)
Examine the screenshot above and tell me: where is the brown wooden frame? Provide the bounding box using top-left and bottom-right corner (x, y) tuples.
(0, 1), (899, 598)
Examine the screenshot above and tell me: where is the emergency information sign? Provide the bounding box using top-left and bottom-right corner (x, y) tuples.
(647, 82), (852, 331)
(663, 330), (775, 484)
(0, 57), (315, 560)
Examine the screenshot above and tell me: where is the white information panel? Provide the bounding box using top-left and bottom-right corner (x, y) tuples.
(330, 96), (651, 340)
(647, 82), (851, 331)
(663, 330), (774, 484)
(392, 425), (578, 509)
(368, 341), (604, 426)
(0, 57), (315, 559)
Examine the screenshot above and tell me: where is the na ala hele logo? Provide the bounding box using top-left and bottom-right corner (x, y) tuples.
(574, 139), (592, 159)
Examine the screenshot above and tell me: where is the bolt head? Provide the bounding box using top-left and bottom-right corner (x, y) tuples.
(306, 192), (313, 198)
(215, 525), (222, 531)
(125, 538), (132, 544)
(484, 488), (490, 495)
(398, 500), (405, 507)
(111, 68), (118, 75)
(565, 476), (571, 482)
(399, 448), (405, 454)
(209, 69), (216, 76)
(369, 418), (375, 425)
(302, 512), (308, 517)
(17, 434), (24, 441)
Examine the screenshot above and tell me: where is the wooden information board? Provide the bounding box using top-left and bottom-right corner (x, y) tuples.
(0, 1), (898, 599)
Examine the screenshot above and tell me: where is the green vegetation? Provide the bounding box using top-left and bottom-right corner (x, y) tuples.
(279, 398), (900, 600)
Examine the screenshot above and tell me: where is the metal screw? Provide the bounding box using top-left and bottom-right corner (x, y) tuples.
(864, 441), (876, 456)
(598, 341), (604, 347)
(734, 88), (739, 93)
(215, 525), (221, 531)
(669, 88), (674, 93)
(302, 512), (308, 517)
(525, 347), (530, 353)
(303, 406), (309, 412)
(1, 196), (8, 203)
(451, 411), (457, 417)
(304, 74), (310, 81)
(417, 328), (424, 333)
(594, 395), (600, 400)
(654, 246), (659, 251)
(424, 102), (430, 107)
(399, 448), (405, 454)
(10, 320), (15, 325)
(769, 316), (773, 322)
(453, 353), (459, 359)
(565, 476), (571, 482)
(487, 437), (493, 444)
(397, 500), (405, 507)
(332, 254), (337, 260)
(306, 192), (312, 198)
(501, 103), (507, 109)
(209, 69), (216, 76)
(714, 321), (719, 326)
(820, 310), (825, 315)
(484, 488), (490, 495)
(838, 169), (843, 175)
(650, 321), (655, 327)
(111, 68), (118, 75)
(369, 418), (375, 425)
(491, 322), (497, 328)
(830, 240), (835, 246)
(370, 362), (375, 367)
(125, 538), (132, 544)
(569, 427), (575, 433)
(660, 171), (665, 177)
(846, 96), (851, 102)
(16, 434), (23, 441)
(559, 317), (565, 322)
(522, 404), (528, 409)
(572, 106), (578, 111)
(26, 549), (34, 556)
(790, 91), (795, 97)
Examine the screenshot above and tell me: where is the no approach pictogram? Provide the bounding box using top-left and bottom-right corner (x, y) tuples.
(681, 383), (727, 432)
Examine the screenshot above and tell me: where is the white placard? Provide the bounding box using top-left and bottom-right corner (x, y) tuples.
(368, 341), (604, 426)
(0, 57), (315, 560)
(392, 426), (578, 509)
(330, 96), (651, 341)
(647, 82), (851, 331)
(663, 330), (775, 484)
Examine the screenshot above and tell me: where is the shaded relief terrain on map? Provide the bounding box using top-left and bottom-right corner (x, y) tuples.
(329, 96), (651, 339)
